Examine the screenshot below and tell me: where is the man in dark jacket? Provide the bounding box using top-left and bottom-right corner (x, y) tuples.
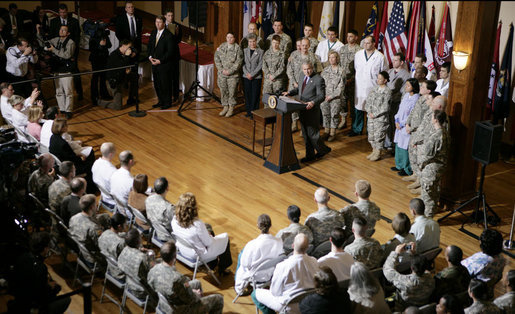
(105, 39), (135, 110)
(88, 24), (111, 106)
(164, 9), (182, 103)
(148, 16), (173, 109)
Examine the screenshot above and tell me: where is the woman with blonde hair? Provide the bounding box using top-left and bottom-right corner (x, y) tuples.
(27, 105), (44, 140)
(171, 192), (233, 275)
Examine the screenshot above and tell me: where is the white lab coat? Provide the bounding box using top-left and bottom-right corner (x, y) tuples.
(315, 39), (344, 63)
(354, 49), (387, 110)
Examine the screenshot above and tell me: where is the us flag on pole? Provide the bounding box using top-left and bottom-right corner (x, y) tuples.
(383, 1), (407, 66)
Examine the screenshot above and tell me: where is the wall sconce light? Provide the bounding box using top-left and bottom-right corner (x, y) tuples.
(453, 51), (470, 72)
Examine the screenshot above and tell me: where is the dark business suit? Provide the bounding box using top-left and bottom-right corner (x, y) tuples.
(166, 21), (182, 101)
(288, 73), (330, 159)
(1, 12), (23, 46)
(115, 13), (142, 55)
(148, 28), (173, 107)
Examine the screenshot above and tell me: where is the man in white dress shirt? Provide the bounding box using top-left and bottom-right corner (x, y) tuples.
(1, 83), (38, 123)
(254, 233), (319, 313)
(318, 227), (354, 282)
(235, 214), (284, 295)
(109, 150), (134, 205)
(435, 62), (450, 97)
(91, 142), (117, 208)
(408, 198), (440, 253)
(315, 26), (344, 67)
(410, 54), (436, 81)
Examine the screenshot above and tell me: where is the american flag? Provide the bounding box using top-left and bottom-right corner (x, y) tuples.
(383, 1), (407, 66)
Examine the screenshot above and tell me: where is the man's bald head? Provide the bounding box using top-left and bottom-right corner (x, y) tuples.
(293, 233), (309, 254)
(314, 187), (329, 204)
(432, 95), (447, 111)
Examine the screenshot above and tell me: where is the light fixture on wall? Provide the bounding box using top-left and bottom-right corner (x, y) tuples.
(453, 51), (470, 72)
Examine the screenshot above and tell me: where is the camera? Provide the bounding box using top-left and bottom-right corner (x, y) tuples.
(44, 41), (51, 49)
(405, 244), (412, 251)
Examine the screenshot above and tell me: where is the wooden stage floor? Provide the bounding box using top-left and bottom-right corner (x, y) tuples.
(6, 74), (514, 313)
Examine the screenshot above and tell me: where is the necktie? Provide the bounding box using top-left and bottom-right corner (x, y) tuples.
(62, 18), (66, 25)
(130, 16), (136, 39)
(155, 31), (160, 47)
(301, 76), (308, 93)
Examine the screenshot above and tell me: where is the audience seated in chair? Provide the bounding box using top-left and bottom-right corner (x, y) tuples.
(253, 233), (319, 314)
(98, 213), (127, 281)
(383, 212), (416, 263)
(409, 198), (440, 253)
(91, 142), (117, 208)
(235, 214), (284, 295)
(464, 279), (501, 314)
(344, 216), (383, 269)
(340, 180), (381, 236)
(348, 262), (390, 313)
(434, 245), (471, 299)
(493, 270), (515, 313)
(48, 160), (74, 211)
(299, 266), (351, 313)
(171, 192), (232, 276)
(26, 104), (44, 140)
(146, 176), (174, 241)
(110, 150), (134, 205)
(317, 227), (354, 282)
(305, 187), (346, 248)
(128, 174), (150, 230)
(461, 229), (506, 301)
(276, 205), (314, 255)
(59, 177), (86, 226)
(383, 243), (435, 310)
(147, 241), (224, 314)
(28, 153), (56, 206)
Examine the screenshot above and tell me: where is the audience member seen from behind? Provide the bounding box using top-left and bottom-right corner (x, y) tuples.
(383, 212), (416, 261)
(145, 176), (174, 241)
(128, 173), (150, 230)
(341, 179), (381, 236)
(348, 261), (390, 313)
(98, 213), (127, 281)
(493, 270), (515, 313)
(317, 227), (355, 282)
(27, 105), (44, 140)
(276, 205), (314, 255)
(344, 216), (383, 269)
(408, 198), (440, 253)
(434, 245), (471, 299)
(464, 279), (501, 314)
(28, 153), (56, 206)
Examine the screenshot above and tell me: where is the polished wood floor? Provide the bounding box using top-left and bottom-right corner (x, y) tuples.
(3, 50), (514, 313)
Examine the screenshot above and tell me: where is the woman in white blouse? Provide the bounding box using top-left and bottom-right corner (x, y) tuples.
(171, 192), (233, 275)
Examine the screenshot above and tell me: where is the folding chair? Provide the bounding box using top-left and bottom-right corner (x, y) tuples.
(96, 183), (117, 213)
(129, 204), (152, 235)
(278, 288), (316, 314)
(120, 272), (152, 314)
(48, 152), (62, 167)
(172, 232), (221, 285)
(114, 196), (134, 227)
(310, 240), (331, 259)
(99, 252), (126, 312)
(421, 247), (443, 270)
(12, 125), (30, 143)
(150, 221), (173, 249)
(155, 292), (172, 314)
(419, 302), (436, 314)
(233, 254), (287, 304)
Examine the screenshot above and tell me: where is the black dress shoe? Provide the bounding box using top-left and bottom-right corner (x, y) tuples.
(65, 112), (73, 119)
(160, 104), (172, 110)
(300, 156), (316, 163)
(152, 103), (162, 108)
(315, 147), (332, 159)
(348, 131), (360, 137)
(398, 170), (409, 176)
(390, 167), (400, 171)
(126, 98), (137, 106)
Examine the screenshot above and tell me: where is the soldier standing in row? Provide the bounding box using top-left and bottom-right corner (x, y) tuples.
(265, 20), (292, 57)
(338, 29), (361, 130)
(240, 22), (265, 50)
(365, 71), (392, 161)
(214, 32), (243, 118)
(303, 23), (318, 53)
(320, 51), (345, 142)
(262, 35), (287, 98)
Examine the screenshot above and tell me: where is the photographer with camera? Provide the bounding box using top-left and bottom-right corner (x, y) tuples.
(6, 38), (38, 98)
(89, 23), (112, 106)
(44, 25), (75, 119)
(104, 39), (136, 110)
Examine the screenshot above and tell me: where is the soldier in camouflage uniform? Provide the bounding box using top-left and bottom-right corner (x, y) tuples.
(28, 153), (56, 206)
(365, 71), (392, 161)
(214, 32), (243, 118)
(418, 110), (450, 217)
(240, 22), (265, 50)
(265, 20), (292, 57)
(305, 188), (346, 247)
(466, 279), (502, 314)
(48, 161), (75, 211)
(148, 241), (224, 313)
(262, 35), (287, 97)
(118, 229), (156, 299)
(276, 205), (314, 255)
(69, 194), (103, 265)
(146, 177), (175, 242)
(303, 23), (318, 53)
(344, 217), (383, 269)
(383, 244), (435, 311)
(320, 51), (345, 142)
(98, 213), (127, 281)
(338, 29), (361, 129)
(434, 245), (471, 298)
(341, 180), (381, 236)
(493, 270), (515, 313)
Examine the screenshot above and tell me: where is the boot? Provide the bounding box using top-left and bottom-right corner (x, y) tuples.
(225, 106), (234, 117)
(337, 113), (347, 129)
(409, 186), (422, 195)
(407, 178), (421, 189)
(327, 128), (337, 142)
(321, 128), (330, 140)
(402, 173), (417, 182)
(369, 149), (381, 161)
(219, 106), (229, 116)
(366, 150), (375, 160)
(292, 120), (299, 132)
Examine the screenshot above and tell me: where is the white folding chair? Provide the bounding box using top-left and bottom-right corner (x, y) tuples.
(100, 252), (126, 312)
(120, 272), (151, 314)
(96, 183), (117, 213)
(150, 222), (173, 249)
(129, 204), (152, 234)
(48, 152), (62, 167)
(419, 302), (437, 314)
(12, 125), (30, 143)
(155, 292), (172, 314)
(114, 196), (134, 227)
(172, 232), (221, 285)
(278, 288), (316, 314)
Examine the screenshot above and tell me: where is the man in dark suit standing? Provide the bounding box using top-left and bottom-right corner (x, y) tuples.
(1, 3), (22, 46)
(283, 62), (331, 162)
(115, 1), (141, 106)
(164, 9), (182, 104)
(49, 4), (83, 100)
(148, 16), (173, 109)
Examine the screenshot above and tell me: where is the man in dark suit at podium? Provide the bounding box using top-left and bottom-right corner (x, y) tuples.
(283, 62), (331, 162)
(148, 16), (173, 109)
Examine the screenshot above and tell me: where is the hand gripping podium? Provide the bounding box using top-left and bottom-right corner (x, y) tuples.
(262, 94), (306, 174)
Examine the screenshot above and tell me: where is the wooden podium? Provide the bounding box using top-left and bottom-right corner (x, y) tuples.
(262, 94), (306, 174)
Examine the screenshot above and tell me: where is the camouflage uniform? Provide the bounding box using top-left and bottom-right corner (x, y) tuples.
(320, 65), (345, 129)
(339, 205), (365, 234)
(265, 32), (292, 57)
(305, 207), (346, 247)
(276, 222), (314, 255)
(148, 262), (224, 314)
(118, 246), (152, 299)
(365, 86), (392, 150)
(98, 229), (126, 280)
(345, 199), (381, 234)
(48, 178), (71, 212)
(344, 237), (384, 269)
(383, 251), (435, 310)
(434, 265), (471, 298)
(493, 291), (515, 314)
(339, 44), (361, 115)
(418, 127), (449, 217)
(145, 194), (175, 241)
(307, 37), (319, 54)
(465, 301), (501, 314)
(240, 34), (265, 50)
(406, 96), (429, 172)
(262, 48), (287, 96)
(69, 212), (102, 264)
(28, 169), (55, 206)
(214, 42), (243, 108)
